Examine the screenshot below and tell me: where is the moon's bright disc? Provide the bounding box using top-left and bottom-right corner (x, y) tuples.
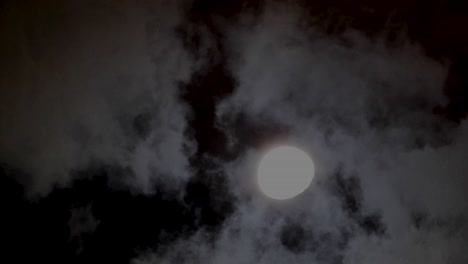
(257, 146), (315, 200)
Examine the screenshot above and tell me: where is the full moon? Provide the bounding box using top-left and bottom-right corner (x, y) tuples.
(257, 146), (315, 200)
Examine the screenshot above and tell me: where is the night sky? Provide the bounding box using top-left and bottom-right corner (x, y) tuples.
(1, 1), (468, 263)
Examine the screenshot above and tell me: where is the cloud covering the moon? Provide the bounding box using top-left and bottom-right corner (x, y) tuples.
(133, 3), (468, 263)
(1, 1), (467, 263)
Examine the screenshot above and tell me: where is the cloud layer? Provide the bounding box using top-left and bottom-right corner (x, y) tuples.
(1, 1), (466, 263)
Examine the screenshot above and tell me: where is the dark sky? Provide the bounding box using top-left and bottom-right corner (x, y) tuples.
(1, 0), (468, 263)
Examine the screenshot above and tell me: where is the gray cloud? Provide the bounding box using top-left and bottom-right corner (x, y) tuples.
(134, 3), (468, 263)
(68, 203), (100, 254)
(0, 0), (197, 196)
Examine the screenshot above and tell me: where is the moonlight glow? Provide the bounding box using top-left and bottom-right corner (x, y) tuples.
(257, 146), (315, 200)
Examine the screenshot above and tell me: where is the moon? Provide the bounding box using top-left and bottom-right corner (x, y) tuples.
(257, 146), (315, 200)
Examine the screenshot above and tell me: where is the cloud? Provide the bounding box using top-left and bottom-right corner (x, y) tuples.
(68, 203), (100, 254)
(133, 2), (468, 263)
(0, 0), (197, 196)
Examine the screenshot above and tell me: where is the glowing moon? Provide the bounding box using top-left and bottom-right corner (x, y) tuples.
(257, 146), (315, 200)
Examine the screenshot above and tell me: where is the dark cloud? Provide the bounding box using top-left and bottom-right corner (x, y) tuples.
(0, 0), (196, 195)
(68, 203), (100, 253)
